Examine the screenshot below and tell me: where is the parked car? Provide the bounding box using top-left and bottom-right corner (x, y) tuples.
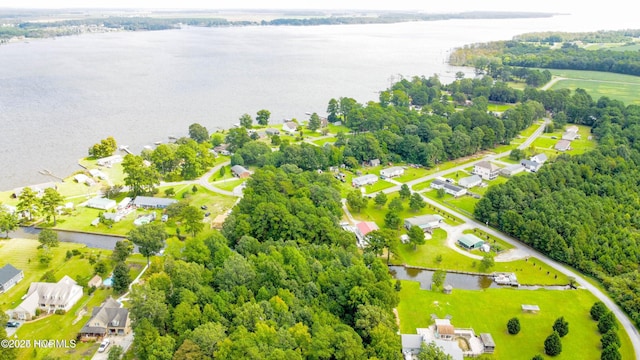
(98, 339), (110, 353)
(201, 205), (208, 210)
(6, 321), (19, 328)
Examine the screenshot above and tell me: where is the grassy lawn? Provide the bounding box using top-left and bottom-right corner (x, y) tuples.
(363, 179), (395, 194)
(565, 125), (597, 155)
(395, 167), (431, 183)
(0, 238), (104, 310)
(312, 137), (336, 146)
(472, 177), (509, 196)
(212, 178), (246, 192)
(327, 123), (350, 134)
(446, 196), (478, 216)
(52, 206), (139, 236)
(397, 281), (634, 360)
(208, 165), (235, 182)
(487, 103), (515, 112)
(15, 288), (115, 360)
(463, 228), (515, 252)
(547, 69), (640, 105)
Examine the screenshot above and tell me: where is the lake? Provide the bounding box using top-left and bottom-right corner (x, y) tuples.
(0, 12), (635, 190)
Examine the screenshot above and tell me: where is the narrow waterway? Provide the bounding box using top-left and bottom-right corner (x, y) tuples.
(389, 265), (571, 291)
(11, 226), (128, 250)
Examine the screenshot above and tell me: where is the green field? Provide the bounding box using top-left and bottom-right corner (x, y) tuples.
(212, 178), (246, 192)
(397, 282), (634, 360)
(547, 69), (640, 105)
(395, 167), (431, 183)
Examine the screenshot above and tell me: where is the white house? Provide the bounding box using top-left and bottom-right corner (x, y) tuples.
(530, 153), (548, 164)
(458, 175), (482, 189)
(404, 214), (444, 233)
(96, 155), (123, 167)
(0, 264), (24, 294)
(352, 174), (378, 187)
(473, 161), (501, 180)
(500, 164), (525, 177)
(562, 126), (580, 140)
(282, 121), (298, 134)
(11, 276), (83, 320)
(521, 159), (542, 172)
(430, 179), (467, 197)
(380, 166), (405, 179)
(86, 197), (117, 210)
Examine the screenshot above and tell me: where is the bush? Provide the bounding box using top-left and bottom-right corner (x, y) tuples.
(65, 250), (73, 260)
(507, 317), (521, 335)
(591, 301), (607, 321)
(598, 312), (618, 334)
(601, 330), (620, 349)
(601, 345), (622, 360)
(544, 331), (562, 356)
(54, 309), (66, 315)
(72, 249), (81, 256)
(552, 316), (569, 337)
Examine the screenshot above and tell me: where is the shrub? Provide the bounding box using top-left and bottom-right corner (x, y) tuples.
(507, 317), (521, 335)
(590, 301), (607, 321)
(552, 316), (569, 337)
(54, 309), (66, 315)
(544, 331), (562, 356)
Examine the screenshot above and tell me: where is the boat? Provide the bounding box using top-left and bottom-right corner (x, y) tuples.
(168, 135), (176, 140)
(154, 141), (162, 145)
(143, 145), (153, 150)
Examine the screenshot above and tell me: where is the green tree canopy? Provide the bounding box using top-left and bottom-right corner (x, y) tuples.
(256, 109), (271, 126)
(544, 331), (562, 356)
(507, 317), (521, 335)
(88, 136), (117, 158)
(41, 187), (64, 225)
(38, 228), (59, 248)
(552, 316), (569, 337)
(188, 123), (209, 143)
(127, 223), (167, 266)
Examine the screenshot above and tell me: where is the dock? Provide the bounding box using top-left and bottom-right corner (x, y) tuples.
(119, 145), (133, 155)
(39, 169), (65, 182)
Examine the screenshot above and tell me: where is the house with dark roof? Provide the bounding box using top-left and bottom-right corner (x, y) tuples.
(132, 196), (177, 209)
(430, 179), (467, 197)
(79, 297), (131, 338)
(0, 264), (23, 294)
(520, 159), (542, 172)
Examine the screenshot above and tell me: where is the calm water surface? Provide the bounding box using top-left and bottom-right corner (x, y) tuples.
(0, 13), (634, 190)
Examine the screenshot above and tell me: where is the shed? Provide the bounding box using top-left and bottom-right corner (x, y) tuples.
(231, 165), (251, 178)
(521, 304), (540, 313)
(86, 197), (117, 210)
(480, 333), (496, 353)
(88, 275), (103, 288)
(457, 234), (484, 250)
(458, 175), (482, 189)
(443, 284), (453, 294)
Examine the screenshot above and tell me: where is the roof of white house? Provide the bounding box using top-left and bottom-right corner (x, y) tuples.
(381, 166), (404, 174)
(25, 276), (82, 307)
(353, 174), (378, 184)
(458, 175), (482, 187)
(231, 165), (250, 175)
(405, 214), (444, 227)
(132, 196), (177, 208)
(531, 153), (548, 163)
(0, 264), (22, 285)
(475, 161), (501, 172)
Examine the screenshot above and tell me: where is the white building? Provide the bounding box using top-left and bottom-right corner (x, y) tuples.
(380, 166), (405, 179)
(282, 121), (298, 134)
(352, 174), (378, 187)
(86, 197), (117, 210)
(11, 276), (83, 320)
(473, 161), (501, 180)
(458, 175), (482, 189)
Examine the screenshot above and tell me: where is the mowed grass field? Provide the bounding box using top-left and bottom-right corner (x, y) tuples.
(547, 69), (640, 105)
(397, 281), (635, 360)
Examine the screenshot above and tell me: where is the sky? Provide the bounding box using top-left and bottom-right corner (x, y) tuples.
(0, 0), (611, 15)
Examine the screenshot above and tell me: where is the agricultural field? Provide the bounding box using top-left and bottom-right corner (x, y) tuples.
(546, 69), (640, 105)
(397, 282), (634, 360)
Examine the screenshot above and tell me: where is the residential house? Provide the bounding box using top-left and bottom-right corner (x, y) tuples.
(352, 174), (378, 187)
(86, 197), (117, 210)
(265, 128), (280, 136)
(282, 121), (298, 134)
(520, 159), (542, 172)
(473, 161), (501, 180)
(401, 334), (424, 357)
(380, 166), (404, 179)
(458, 234), (484, 250)
(435, 319), (455, 340)
(79, 297), (131, 338)
(458, 175), (482, 189)
(0, 264), (24, 294)
(96, 155), (123, 167)
(87, 275), (102, 289)
(11, 276), (83, 320)
(355, 221), (379, 245)
(562, 126), (580, 140)
(214, 144), (231, 156)
(132, 196), (177, 209)
(12, 182), (58, 199)
(500, 164), (525, 177)
(430, 179), (467, 197)
(555, 139), (571, 151)
(530, 153), (548, 164)
(231, 165), (251, 178)
(367, 159), (381, 167)
(404, 214), (444, 233)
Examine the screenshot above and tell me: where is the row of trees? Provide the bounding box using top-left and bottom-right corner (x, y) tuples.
(128, 166), (402, 358)
(9, 187), (65, 227)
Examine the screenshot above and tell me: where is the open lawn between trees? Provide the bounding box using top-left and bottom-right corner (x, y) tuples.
(397, 281), (635, 360)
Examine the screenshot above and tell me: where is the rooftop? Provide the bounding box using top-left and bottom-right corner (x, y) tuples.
(0, 264), (21, 284)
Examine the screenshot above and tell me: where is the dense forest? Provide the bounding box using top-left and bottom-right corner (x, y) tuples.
(475, 92), (640, 327)
(130, 167), (402, 359)
(449, 29), (640, 77)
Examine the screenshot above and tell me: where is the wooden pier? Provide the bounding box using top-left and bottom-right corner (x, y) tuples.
(39, 169), (65, 181)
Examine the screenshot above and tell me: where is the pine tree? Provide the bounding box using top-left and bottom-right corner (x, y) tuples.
(544, 331), (562, 356)
(552, 316), (569, 337)
(507, 317), (520, 335)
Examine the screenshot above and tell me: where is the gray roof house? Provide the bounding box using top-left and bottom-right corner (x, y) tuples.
(11, 276), (83, 320)
(501, 164), (525, 177)
(352, 174), (378, 187)
(79, 297), (131, 338)
(231, 165), (251, 178)
(0, 264), (24, 294)
(404, 214), (445, 232)
(473, 161), (501, 180)
(401, 334), (424, 356)
(530, 153), (548, 164)
(555, 139), (571, 151)
(132, 196), (177, 209)
(520, 159), (542, 172)
(430, 179), (467, 197)
(458, 175), (482, 189)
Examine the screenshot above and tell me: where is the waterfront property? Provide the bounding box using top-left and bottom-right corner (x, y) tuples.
(79, 297), (131, 339)
(430, 179), (467, 197)
(132, 196), (177, 209)
(404, 214), (444, 233)
(282, 121), (298, 134)
(11, 182), (58, 198)
(0, 263), (24, 294)
(380, 166), (405, 179)
(10, 276), (83, 320)
(265, 128), (280, 136)
(457, 234), (484, 250)
(352, 174), (378, 187)
(96, 154), (123, 167)
(85, 196), (117, 210)
(473, 161), (501, 180)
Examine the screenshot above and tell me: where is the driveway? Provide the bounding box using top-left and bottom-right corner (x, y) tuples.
(91, 332), (134, 360)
